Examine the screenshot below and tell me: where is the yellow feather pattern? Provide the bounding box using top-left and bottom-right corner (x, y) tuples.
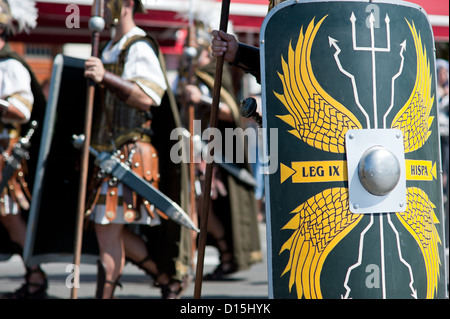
(274, 16), (362, 153)
(396, 187), (441, 299)
(280, 188), (363, 298)
(391, 20), (435, 152)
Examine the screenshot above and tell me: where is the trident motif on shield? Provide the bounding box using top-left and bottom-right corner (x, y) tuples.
(337, 11), (413, 299)
(351, 12), (390, 129)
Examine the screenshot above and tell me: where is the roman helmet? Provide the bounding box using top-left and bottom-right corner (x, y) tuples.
(0, 0), (37, 38)
(105, 0), (146, 26)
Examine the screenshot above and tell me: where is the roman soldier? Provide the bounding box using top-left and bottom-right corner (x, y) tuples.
(84, 0), (191, 298)
(175, 18), (262, 280)
(0, 0), (47, 299)
(211, 1), (293, 82)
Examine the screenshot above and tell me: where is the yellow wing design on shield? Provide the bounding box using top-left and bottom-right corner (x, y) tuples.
(396, 187), (442, 299)
(274, 16), (362, 153)
(391, 20), (434, 153)
(280, 188), (363, 299)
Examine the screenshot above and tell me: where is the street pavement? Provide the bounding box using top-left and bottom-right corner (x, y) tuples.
(0, 223), (268, 299)
(2, 220), (448, 300)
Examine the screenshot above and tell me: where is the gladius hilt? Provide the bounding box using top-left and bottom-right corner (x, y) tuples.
(240, 97), (262, 127)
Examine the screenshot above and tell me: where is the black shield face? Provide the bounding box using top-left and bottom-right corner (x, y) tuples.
(262, 0), (447, 299)
(24, 55), (98, 265)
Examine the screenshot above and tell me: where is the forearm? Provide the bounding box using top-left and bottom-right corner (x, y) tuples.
(0, 98), (30, 123)
(198, 96), (233, 122)
(230, 43), (261, 83)
(101, 71), (154, 111)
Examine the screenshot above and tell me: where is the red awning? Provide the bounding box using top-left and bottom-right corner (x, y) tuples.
(11, 0), (449, 51)
(408, 0), (449, 41)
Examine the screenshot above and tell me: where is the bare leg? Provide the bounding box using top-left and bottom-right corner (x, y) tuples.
(207, 210), (233, 263)
(122, 227), (186, 298)
(197, 198), (232, 263)
(122, 227), (170, 285)
(0, 214), (47, 296)
(95, 223), (125, 298)
(0, 214), (26, 247)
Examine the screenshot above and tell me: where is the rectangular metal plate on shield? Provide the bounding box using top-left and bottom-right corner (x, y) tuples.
(345, 129), (406, 213)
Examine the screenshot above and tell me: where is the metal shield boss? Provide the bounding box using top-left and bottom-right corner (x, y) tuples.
(262, 0), (447, 299)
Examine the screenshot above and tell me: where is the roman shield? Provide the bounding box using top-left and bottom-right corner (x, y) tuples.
(261, 0), (447, 299)
(23, 55), (99, 265)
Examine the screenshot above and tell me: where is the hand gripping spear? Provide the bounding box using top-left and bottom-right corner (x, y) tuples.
(193, 0), (231, 299)
(71, 0), (105, 299)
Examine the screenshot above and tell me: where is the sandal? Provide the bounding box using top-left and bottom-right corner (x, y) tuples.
(128, 255), (159, 287)
(2, 266), (48, 299)
(160, 275), (190, 299)
(203, 236), (237, 280)
(203, 261), (238, 281)
(129, 255), (191, 299)
(131, 255), (156, 276)
(95, 260), (122, 299)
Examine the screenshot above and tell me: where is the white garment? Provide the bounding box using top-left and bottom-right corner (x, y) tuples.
(0, 58), (33, 123)
(101, 26), (167, 106)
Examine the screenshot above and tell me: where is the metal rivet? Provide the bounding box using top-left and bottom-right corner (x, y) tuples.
(124, 211), (134, 219)
(349, 133), (354, 140)
(353, 203), (359, 209)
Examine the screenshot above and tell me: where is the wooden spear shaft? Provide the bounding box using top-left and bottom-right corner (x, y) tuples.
(187, 10), (198, 266)
(71, 0), (104, 299)
(193, 0), (231, 299)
